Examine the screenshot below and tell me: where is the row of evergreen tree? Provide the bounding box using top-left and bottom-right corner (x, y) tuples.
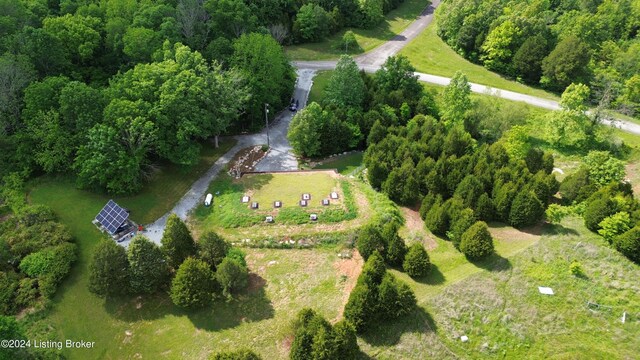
(89, 214), (249, 308)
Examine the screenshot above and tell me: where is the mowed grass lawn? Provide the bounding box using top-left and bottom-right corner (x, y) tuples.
(401, 24), (558, 100)
(192, 171), (360, 238)
(243, 172), (338, 209)
(307, 70), (332, 104)
(314, 152), (364, 175)
(286, 0), (430, 60)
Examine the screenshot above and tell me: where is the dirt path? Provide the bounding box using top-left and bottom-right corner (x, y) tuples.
(400, 207), (438, 250)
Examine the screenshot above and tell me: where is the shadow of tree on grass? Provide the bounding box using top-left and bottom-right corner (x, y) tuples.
(412, 263), (446, 285)
(359, 306), (436, 347)
(104, 273), (274, 332)
(469, 251), (512, 272)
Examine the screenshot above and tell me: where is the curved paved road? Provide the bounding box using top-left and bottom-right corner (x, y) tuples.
(138, 68), (316, 245)
(137, 0), (640, 245)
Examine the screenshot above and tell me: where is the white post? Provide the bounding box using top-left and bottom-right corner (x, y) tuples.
(621, 312), (626, 323)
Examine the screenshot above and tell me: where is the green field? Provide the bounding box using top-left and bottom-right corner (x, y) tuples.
(192, 172), (359, 236)
(314, 152), (364, 175)
(401, 24), (558, 100)
(286, 0), (430, 60)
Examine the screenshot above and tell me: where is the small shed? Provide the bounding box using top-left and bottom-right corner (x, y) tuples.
(204, 193), (213, 206)
(242, 196), (250, 203)
(330, 192), (339, 199)
(251, 202), (259, 209)
(310, 214), (318, 221)
(274, 201), (282, 208)
(322, 199), (330, 206)
(265, 216), (274, 223)
(302, 193), (311, 200)
(300, 200), (308, 207)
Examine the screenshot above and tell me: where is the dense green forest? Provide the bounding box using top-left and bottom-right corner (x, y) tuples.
(0, 0), (406, 195)
(436, 0), (640, 116)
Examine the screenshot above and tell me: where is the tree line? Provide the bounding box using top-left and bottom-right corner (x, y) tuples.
(1, 0), (300, 195)
(436, 0), (640, 118)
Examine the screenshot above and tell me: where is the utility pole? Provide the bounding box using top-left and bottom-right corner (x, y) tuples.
(264, 103), (270, 148)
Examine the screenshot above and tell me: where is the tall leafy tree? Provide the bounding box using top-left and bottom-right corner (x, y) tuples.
(292, 4), (331, 42)
(324, 55), (365, 109)
(0, 54), (35, 135)
(232, 33), (295, 130)
(162, 214), (197, 268)
(441, 71), (472, 126)
(42, 14), (102, 63)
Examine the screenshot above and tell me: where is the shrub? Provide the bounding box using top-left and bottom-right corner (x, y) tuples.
(0, 272), (18, 314)
(16, 205), (56, 226)
(460, 221), (494, 259)
(402, 243), (431, 277)
(614, 227), (640, 263)
(559, 168), (596, 204)
(545, 204), (571, 223)
(509, 191), (544, 228)
(583, 151), (626, 187)
(170, 258), (217, 308)
(598, 212), (632, 244)
(356, 224), (385, 260)
(88, 239), (130, 297)
(210, 349), (261, 360)
(584, 197), (617, 232)
(216, 257), (249, 297)
(570, 261), (584, 276)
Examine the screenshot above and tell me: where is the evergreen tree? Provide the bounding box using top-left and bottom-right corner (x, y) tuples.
(88, 239), (130, 297)
(170, 257), (217, 308)
(460, 221), (494, 259)
(162, 213), (197, 268)
(210, 349), (262, 360)
(216, 257), (249, 297)
(128, 235), (170, 294)
(198, 230), (230, 270)
(614, 226), (640, 263)
(475, 193), (495, 221)
(448, 208), (477, 249)
(508, 191), (544, 228)
(382, 222), (407, 266)
(356, 224), (385, 260)
(402, 243), (431, 277)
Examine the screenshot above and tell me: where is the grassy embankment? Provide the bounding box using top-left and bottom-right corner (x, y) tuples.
(286, 0), (430, 61)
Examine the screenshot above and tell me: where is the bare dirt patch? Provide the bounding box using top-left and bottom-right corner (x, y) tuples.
(625, 161), (640, 199)
(333, 250), (364, 321)
(228, 146), (267, 176)
(489, 223), (542, 242)
(400, 207), (437, 250)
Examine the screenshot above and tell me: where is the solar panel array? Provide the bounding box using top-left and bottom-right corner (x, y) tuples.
(95, 200), (129, 235)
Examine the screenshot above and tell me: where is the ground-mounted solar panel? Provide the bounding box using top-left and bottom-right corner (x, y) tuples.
(95, 200), (129, 235)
